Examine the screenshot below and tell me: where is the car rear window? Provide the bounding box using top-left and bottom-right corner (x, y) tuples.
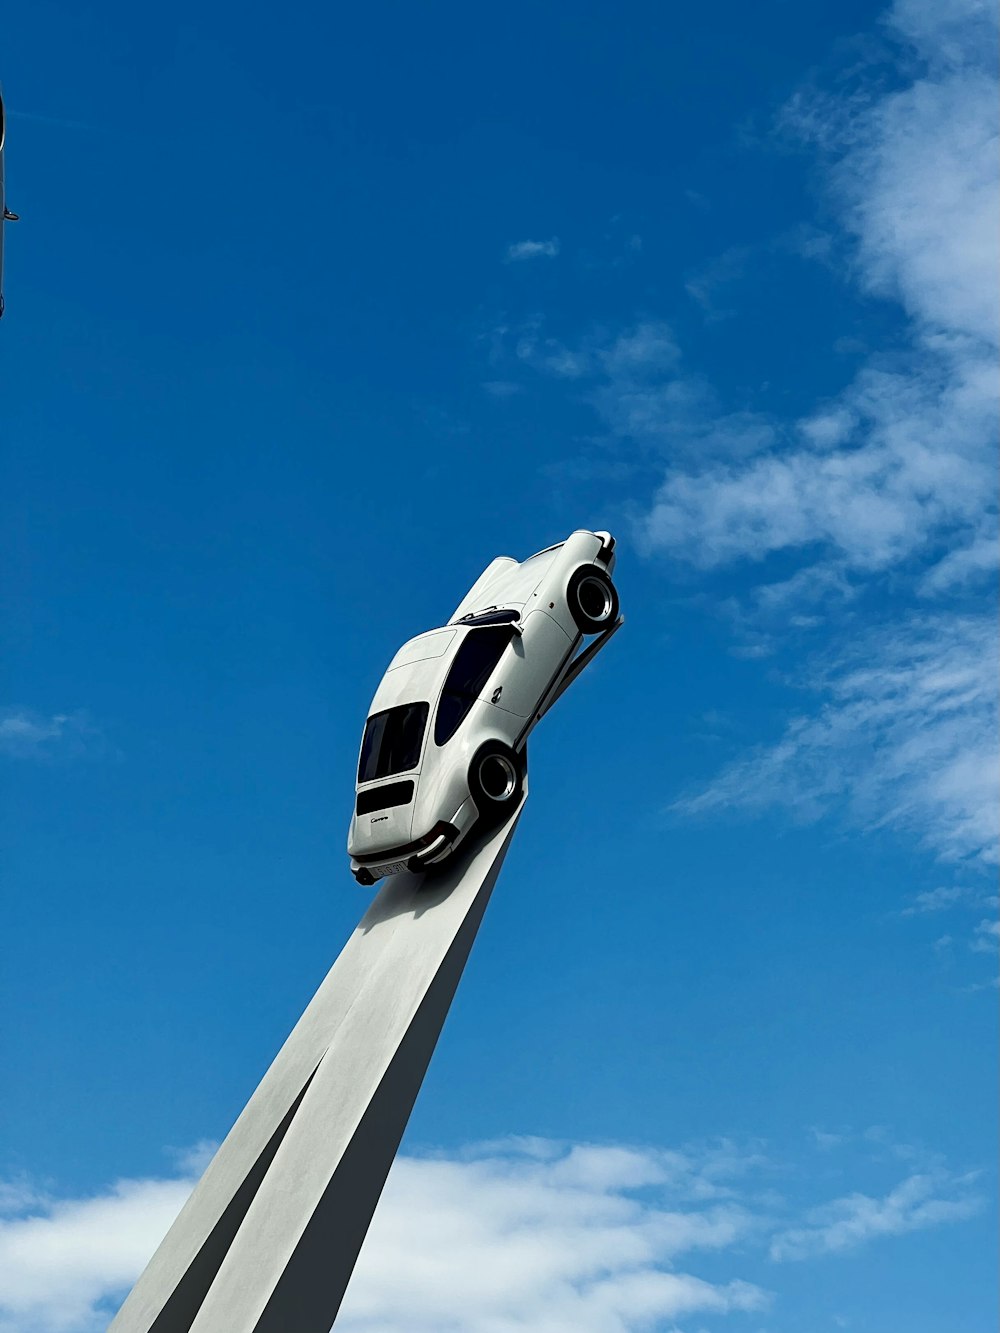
(434, 626), (512, 745)
(358, 703), (429, 783)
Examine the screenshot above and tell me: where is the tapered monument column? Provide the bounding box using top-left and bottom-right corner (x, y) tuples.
(110, 801), (525, 1333)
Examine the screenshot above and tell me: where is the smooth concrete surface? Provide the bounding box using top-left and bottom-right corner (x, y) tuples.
(109, 800), (525, 1333)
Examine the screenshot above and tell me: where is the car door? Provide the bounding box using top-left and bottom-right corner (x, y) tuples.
(433, 625), (517, 746)
(489, 609), (573, 721)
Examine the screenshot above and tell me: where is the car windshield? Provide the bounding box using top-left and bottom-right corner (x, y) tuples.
(457, 608), (520, 627)
(358, 702), (429, 783)
(435, 625), (513, 745)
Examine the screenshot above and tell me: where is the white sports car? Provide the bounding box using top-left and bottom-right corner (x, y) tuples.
(348, 528), (622, 885)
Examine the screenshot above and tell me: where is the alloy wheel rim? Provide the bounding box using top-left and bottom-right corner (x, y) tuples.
(480, 753), (517, 801)
(577, 575), (613, 623)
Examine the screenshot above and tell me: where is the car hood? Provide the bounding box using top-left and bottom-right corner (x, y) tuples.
(451, 553), (558, 622)
(449, 530), (606, 622)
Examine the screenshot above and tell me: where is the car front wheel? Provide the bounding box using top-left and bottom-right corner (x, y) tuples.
(567, 565), (619, 634)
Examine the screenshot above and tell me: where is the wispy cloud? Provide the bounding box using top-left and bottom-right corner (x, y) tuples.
(673, 614), (998, 865)
(637, 338), (996, 573)
(897, 883), (999, 977)
(769, 1169), (982, 1261)
(685, 245), (750, 321)
(481, 379), (522, 398)
(0, 709), (101, 761)
(901, 885), (970, 917)
(642, 0), (998, 580)
(517, 320), (719, 441)
(970, 918), (999, 954)
(899, 885), (990, 915)
(506, 0), (998, 874)
(506, 237), (561, 262)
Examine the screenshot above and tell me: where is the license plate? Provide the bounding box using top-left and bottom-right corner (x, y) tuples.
(375, 860), (409, 877)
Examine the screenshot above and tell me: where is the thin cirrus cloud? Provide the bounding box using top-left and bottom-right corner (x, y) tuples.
(970, 918), (1000, 954)
(0, 1135), (982, 1333)
(672, 614), (999, 866)
(902, 886), (978, 915)
(0, 708), (99, 761)
(768, 1169), (983, 1262)
(507, 0), (998, 873)
(505, 237), (561, 261)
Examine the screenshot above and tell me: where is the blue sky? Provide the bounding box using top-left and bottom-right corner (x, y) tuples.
(1, 0), (997, 1329)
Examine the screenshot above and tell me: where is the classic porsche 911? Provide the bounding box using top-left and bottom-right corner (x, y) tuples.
(348, 528), (622, 885)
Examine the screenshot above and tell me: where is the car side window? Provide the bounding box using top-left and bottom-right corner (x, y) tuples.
(434, 626), (512, 745)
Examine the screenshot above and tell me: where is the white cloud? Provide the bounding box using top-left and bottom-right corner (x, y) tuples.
(506, 238), (560, 261)
(835, 0), (998, 345)
(970, 918), (999, 954)
(0, 1142), (767, 1333)
(769, 1169), (982, 1261)
(901, 892), (999, 970)
(684, 246), (750, 321)
(0, 710), (68, 754)
(0, 709), (99, 760)
(900, 885), (972, 914)
(638, 342), (996, 572)
(515, 326), (592, 378)
(341, 1143), (765, 1332)
(482, 379), (523, 398)
(600, 322), (682, 380)
(515, 318), (685, 390)
(673, 614), (999, 865)
(640, 0), (998, 578)
(4, 1133), (984, 1333)
(918, 533), (997, 595)
(515, 317), (781, 469)
(810, 1129), (846, 1151)
(0, 1175), (195, 1333)
(500, 3), (998, 876)
(750, 563), (856, 618)
(0, 1180), (50, 1217)
(797, 406), (857, 449)
(633, 0), (998, 867)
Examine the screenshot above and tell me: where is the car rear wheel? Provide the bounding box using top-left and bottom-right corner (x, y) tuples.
(567, 565), (619, 634)
(469, 742), (524, 821)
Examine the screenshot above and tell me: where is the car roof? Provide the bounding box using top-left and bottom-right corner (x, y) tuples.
(368, 627), (464, 714)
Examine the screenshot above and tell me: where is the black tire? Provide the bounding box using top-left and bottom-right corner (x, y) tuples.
(469, 741), (524, 822)
(567, 565), (619, 635)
